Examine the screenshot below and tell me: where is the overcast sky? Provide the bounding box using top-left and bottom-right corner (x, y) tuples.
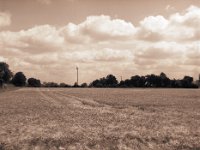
(0, 0), (200, 84)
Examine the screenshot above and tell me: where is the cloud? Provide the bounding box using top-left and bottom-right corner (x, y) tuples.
(60, 15), (137, 43)
(140, 16), (169, 32)
(0, 25), (65, 55)
(1, 6), (200, 83)
(136, 6), (200, 41)
(170, 5), (200, 27)
(0, 12), (11, 28)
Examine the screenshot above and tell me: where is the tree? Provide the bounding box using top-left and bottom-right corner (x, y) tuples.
(43, 82), (59, 87)
(90, 74), (118, 87)
(0, 62), (13, 83)
(90, 79), (101, 87)
(105, 74), (118, 87)
(59, 83), (71, 87)
(73, 82), (79, 87)
(119, 80), (126, 87)
(159, 72), (170, 87)
(181, 76), (194, 88)
(0, 79), (3, 88)
(130, 75), (145, 87)
(28, 78), (41, 87)
(81, 83), (88, 87)
(12, 72), (26, 87)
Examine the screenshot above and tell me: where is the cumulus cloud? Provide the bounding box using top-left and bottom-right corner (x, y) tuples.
(136, 6), (200, 41)
(60, 15), (137, 43)
(0, 25), (65, 55)
(0, 12), (11, 28)
(140, 16), (169, 32)
(1, 6), (200, 83)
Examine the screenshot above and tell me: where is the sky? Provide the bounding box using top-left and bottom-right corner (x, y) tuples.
(0, 0), (200, 84)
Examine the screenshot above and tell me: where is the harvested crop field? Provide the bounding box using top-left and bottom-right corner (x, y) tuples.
(0, 88), (199, 150)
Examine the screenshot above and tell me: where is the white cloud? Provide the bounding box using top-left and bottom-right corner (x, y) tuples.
(170, 5), (200, 27)
(60, 15), (137, 42)
(0, 12), (11, 28)
(0, 25), (65, 55)
(140, 15), (169, 32)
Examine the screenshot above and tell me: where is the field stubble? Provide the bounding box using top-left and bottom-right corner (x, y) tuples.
(0, 88), (199, 150)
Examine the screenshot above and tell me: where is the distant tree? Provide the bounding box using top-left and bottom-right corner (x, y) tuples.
(99, 77), (106, 87)
(130, 75), (139, 87)
(145, 74), (161, 87)
(59, 83), (71, 87)
(183, 76), (193, 83)
(90, 79), (100, 87)
(140, 76), (146, 87)
(0, 79), (3, 88)
(119, 80), (126, 87)
(181, 76), (194, 88)
(105, 74), (118, 87)
(124, 79), (131, 87)
(28, 78), (41, 87)
(73, 82), (79, 87)
(12, 72), (26, 87)
(43, 82), (59, 87)
(130, 75), (145, 87)
(0, 62), (13, 83)
(60, 83), (66, 87)
(81, 83), (88, 87)
(90, 74), (118, 87)
(159, 72), (170, 87)
(170, 79), (179, 88)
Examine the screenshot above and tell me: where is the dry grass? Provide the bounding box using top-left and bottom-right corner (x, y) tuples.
(0, 88), (199, 150)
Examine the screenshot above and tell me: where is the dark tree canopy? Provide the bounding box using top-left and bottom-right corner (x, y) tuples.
(181, 76), (194, 88)
(59, 83), (71, 87)
(81, 83), (88, 87)
(43, 82), (59, 87)
(28, 78), (41, 87)
(90, 74), (118, 87)
(0, 62), (13, 83)
(105, 74), (118, 87)
(90, 72), (198, 88)
(12, 72), (26, 87)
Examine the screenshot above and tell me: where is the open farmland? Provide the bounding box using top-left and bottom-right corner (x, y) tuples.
(0, 88), (199, 150)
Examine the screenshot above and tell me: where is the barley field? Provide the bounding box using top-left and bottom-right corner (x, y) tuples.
(0, 88), (199, 150)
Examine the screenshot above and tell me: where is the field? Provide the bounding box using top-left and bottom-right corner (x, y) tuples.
(0, 88), (199, 150)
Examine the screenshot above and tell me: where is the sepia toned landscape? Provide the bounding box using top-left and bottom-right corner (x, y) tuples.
(1, 0), (200, 149)
(0, 88), (199, 150)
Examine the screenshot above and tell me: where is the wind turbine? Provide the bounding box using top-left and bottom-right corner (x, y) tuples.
(76, 66), (79, 85)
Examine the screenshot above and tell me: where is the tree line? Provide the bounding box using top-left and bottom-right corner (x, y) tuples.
(90, 73), (199, 88)
(0, 62), (41, 87)
(0, 62), (199, 88)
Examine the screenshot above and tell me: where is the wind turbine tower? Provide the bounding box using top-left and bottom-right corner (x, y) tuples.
(76, 66), (79, 85)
